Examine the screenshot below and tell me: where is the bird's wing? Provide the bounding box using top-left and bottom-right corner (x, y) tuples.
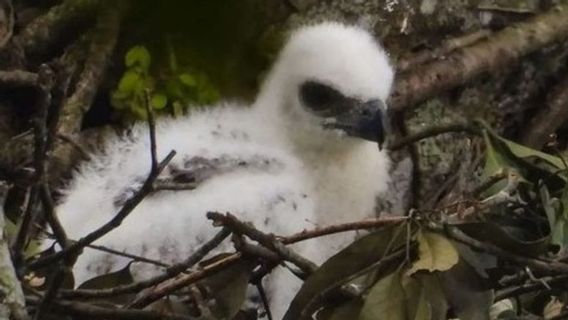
(55, 107), (317, 284)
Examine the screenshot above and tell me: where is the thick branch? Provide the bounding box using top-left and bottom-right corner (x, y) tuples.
(0, 186), (28, 320)
(391, 3), (568, 111)
(57, 2), (122, 137)
(15, 0), (101, 57)
(520, 75), (568, 148)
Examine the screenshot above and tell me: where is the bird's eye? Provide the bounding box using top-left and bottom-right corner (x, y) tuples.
(299, 81), (342, 112)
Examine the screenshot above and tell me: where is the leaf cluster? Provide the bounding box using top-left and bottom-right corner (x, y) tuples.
(111, 44), (220, 120)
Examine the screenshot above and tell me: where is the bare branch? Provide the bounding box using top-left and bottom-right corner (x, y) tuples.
(521, 75), (568, 149)
(12, 64), (54, 271)
(391, 3), (568, 111)
(26, 296), (192, 320)
(15, 0), (101, 57)
(388, 123), (479, 151)
(207, 212), (318, 275)
(59, 228), (230, 299)
(0, 70), (38, 87)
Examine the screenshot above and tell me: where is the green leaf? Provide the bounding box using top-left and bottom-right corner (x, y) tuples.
(78, 264), (134, 290)
(151, 94), (168, 110)
(439, 259), (492, 320)
(179, 73), (197, 87)
(457, 220), (550, 257)
(403, 276), (432, 320)
(117, 71), (143, 93)
(478, 120), (565, 171)
(360, 272), (406, 320)
(407, 231), (458, 275)
(125, 45), (151, 70)
(77, 264), (135, 304)
(201, 259), (255, 319)
(283, 224), (411, 320)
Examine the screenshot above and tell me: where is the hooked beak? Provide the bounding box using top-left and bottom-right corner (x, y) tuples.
(323, 99), (390, 149)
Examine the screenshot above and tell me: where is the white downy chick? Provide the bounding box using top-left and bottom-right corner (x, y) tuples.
(54, 22), (394, 319)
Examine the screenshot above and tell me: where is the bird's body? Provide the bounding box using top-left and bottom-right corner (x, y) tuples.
(53, 22), (394, 318)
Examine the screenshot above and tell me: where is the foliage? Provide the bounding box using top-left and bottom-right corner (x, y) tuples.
(111, 44), (219, 120)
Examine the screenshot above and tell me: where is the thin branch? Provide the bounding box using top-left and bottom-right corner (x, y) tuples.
(207, 212), (318, 274)
(125, 253), (243, 309)
(144, 90), (158, 174)
(27, 150), (177, 270)
(256, 282), (273, 320)
(59, 228), (231, 299)
(38, 228), (169, 268)
(12, 64), (54, 272)
(495, 275), (568, 301)
(39, 184), (69, 249)
(61, 216), (407, 300)
(281, 216), (409, 244)
(26, 296), (192, 320)
(388, 123), (479, 151)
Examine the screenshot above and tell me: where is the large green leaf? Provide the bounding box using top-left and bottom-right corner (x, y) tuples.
(439, 258), (492, 320)
(201, 258), (255, 319)
(283, 224), (411, 320)
(407, 231), (459, 275)
(360, 272), (406, 320)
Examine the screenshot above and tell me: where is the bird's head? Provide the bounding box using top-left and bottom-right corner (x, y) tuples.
(254, 22), (394, 152)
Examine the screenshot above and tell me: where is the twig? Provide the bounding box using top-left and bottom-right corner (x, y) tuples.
(126, 253), (243, 309)
(26, 296), (192, 320)
(388, 123), (480, 151)
(12, 64), (54, 272)
(39, 184), (69, 249)
(0, 70), (38, 86)
(495, 275), (568, 301)
(59, 228), (231, 299)
(281, 216), (409, 244)
(256, 282), (273, 320)
(207, 212), (318, 274)
(38, 227), (169, 268)
(26, 145), (175, 270)
(62, 216), (407, 300)
(144, 90), (158, 174)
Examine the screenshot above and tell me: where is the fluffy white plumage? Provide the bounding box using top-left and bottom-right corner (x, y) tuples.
(54, 22), (394, 318)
